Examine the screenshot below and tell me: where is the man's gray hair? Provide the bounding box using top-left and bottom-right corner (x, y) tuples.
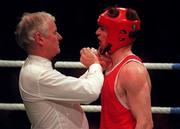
(15, 11), (55, 51)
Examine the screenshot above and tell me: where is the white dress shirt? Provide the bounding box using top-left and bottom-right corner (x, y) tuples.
(19, 55), (104, 129)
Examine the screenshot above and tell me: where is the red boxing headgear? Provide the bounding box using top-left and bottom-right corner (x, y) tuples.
(98, 7), (141, 54)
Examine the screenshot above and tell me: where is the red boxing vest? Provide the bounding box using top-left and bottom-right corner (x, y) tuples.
(100, 54), (142, 129)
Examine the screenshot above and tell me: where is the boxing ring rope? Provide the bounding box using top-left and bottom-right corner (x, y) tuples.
(0, 103), (180, 114)
(0, 59), (180, 115)
(0, 59), (180, 70)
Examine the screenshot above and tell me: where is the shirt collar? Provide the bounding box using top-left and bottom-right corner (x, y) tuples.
(27, 55), (53, 68)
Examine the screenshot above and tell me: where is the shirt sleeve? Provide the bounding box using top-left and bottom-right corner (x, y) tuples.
(38, 63), (104, 104)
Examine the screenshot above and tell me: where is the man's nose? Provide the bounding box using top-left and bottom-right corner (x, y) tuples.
(57, 32), (63, 40)
(96, 28), (101, 35)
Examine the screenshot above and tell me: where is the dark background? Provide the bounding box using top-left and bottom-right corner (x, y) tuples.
(0, 0), (180, 129)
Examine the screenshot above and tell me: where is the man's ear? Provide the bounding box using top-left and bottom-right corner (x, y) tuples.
(34, 32), (44, 46)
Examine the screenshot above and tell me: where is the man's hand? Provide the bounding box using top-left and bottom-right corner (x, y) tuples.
(80, 47), (99, 68)
(97, 52), (112, 71)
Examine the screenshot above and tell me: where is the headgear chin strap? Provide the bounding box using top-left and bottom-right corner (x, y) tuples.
(98, 7), (141, 54)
